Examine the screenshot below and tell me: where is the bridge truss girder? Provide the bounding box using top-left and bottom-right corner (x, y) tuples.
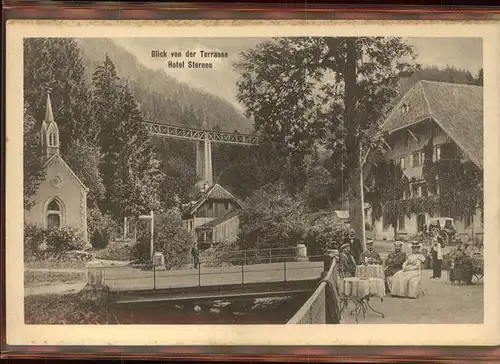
(143, 121), (259, 146)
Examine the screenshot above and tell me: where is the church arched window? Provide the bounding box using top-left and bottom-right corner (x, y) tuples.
(48, 132), (57, 147)
(46, 198), (63, 229)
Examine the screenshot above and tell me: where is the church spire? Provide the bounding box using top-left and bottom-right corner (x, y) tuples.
(41, 91), (60, 159)
(44, 91), (55, 124)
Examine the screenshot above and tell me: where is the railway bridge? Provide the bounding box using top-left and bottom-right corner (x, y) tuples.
(143, 121), (259, 187)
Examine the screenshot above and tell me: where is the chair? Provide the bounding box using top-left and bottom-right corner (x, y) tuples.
(471, 255), (484, 283)
(393, 265), (425, 298)
(336, 269), (358, 315)
(417, 266), (426, 297)
(386, 275), (393, 292)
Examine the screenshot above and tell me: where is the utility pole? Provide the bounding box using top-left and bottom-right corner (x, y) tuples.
(138, 210), (155, 261)
(344, 38), (366, 251)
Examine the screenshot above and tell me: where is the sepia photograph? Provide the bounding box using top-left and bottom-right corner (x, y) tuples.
(5, 20), (499, 347)
(21, 35), (485, 325)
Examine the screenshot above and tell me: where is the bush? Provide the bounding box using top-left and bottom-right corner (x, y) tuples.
(306, 218), (348, 257)
(132, 210), (195, 270)
(200, 241), (240, 267)
(90, 228), (111, 250)
(24, 224), (44, 259)
(87, 207), (118, 249)
(237, 182), (308, 251)
(25, 294), (117, 325)
(24, 224), (87, 260)
(94, 245), (133, 261)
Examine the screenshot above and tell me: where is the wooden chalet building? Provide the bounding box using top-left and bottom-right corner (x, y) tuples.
(182, 183), (243, 247)
(366, 80), (483, 241)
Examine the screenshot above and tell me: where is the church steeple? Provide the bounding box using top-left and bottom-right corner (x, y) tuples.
(41, 91), (59, 159)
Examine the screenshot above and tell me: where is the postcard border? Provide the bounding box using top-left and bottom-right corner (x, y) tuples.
(3, 6), (500, 361)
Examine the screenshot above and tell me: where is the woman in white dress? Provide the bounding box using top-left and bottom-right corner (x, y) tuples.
(390, 241), (426, 299)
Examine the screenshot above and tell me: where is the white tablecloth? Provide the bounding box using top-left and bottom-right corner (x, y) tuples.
(341, 277), (386, 298)
(355, 265), (385, 279)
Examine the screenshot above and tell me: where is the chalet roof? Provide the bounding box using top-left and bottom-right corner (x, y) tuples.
(195, 209), (240, 231)
(380, 80), (483, 169)
(183, 183), (243, 216)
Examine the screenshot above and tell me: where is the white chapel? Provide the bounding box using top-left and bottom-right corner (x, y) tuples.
(24, 93), (89, 241)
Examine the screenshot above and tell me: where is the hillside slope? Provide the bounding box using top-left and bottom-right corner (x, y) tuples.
(78, 38), (253, 133)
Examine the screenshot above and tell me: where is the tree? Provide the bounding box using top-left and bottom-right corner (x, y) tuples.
(235, 37), (417, 246)
(364, 159), (408, 240)
(23, 38), (105, 214)
(213, 142), (282, 199)
(23, 109), (46, 210)
(149, 136), (198, 207)
(134, 210), (195, 269)
(24, 38), (98, 148)
(64, 139), (105, 208)
(422, 141), (483, 219)
(158, 153), (199, 207)
(301, 150), (337, 210)
(92, 56), (165, 219)
(234, 38), (326, 195)
(237, 182), (308, 251)
(402, 65), (480, 90)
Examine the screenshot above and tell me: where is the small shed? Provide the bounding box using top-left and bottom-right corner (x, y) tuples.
(333, 210), (351, 225)
(308, 209), (351, 227)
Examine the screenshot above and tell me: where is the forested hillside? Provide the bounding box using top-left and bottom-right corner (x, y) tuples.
(399, 65), (483, 96)
(77, 38), (272, 203)
(78, 38), (253, 133)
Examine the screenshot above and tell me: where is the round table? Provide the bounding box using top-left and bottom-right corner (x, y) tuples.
(341, 277), (386, 298)
(340, 277), (385, 322)
(355, 264), (385, 279)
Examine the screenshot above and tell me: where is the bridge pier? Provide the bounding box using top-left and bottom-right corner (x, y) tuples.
(80, 262), (110, 305)
(196, 137), (213, 187)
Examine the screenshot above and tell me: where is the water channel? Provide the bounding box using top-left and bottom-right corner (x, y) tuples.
(108, 294), (309, 324)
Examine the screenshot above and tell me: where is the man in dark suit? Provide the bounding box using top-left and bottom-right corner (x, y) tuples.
(344, 228), (362, 265)
(339, 243), (357, 277)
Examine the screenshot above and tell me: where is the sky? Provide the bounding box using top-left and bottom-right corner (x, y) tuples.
(114, 37), (483, 112)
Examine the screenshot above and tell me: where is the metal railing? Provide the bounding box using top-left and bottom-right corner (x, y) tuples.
(203, 246), (299, 266)
(87, 251), (323, 293)
(286, 259), (339, 324)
